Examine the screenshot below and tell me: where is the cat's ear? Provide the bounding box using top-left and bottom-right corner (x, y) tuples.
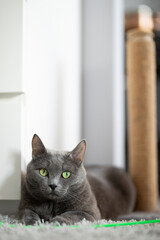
(32, 134), (47, 159)
(70, 140), (86, 164)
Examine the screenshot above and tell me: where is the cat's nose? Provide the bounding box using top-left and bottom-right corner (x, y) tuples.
(49, 184), (57, 191)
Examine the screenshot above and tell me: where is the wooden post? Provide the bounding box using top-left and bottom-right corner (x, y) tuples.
(126, 28), (158, 211)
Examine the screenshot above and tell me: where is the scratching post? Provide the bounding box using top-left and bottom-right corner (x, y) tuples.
(126, 29), (158, 211)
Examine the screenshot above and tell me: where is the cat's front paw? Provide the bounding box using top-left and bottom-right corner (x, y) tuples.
(50, 216), (71, 226)
(21, 209), (41, 225)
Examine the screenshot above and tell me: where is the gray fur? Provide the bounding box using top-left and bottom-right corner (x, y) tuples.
(18, 134), (136, 225)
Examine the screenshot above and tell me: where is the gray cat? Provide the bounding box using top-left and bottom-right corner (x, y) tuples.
(18, 134), (136, 225)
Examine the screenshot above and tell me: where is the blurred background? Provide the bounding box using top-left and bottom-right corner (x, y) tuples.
(0, 0), (160, 212)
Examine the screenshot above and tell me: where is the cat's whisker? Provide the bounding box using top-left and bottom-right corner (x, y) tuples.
(57, 189), (67, 195)
(67, 192), (81, 202)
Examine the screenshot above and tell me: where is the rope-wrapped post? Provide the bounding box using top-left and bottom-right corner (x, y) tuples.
(126, 29), (158, 211)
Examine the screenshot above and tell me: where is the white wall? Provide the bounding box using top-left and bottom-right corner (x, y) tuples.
(0, 0), (82, 200)
(0, 0), (22, 92)
(23, 0), (82, 165)
(0, 0), (23, 199)
(82, 0), (125, 167)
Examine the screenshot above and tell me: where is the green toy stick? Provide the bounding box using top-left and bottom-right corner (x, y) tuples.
(0, 219), (160, 228)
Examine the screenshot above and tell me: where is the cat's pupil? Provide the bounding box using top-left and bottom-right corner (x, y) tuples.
(40, 168), (48, 176)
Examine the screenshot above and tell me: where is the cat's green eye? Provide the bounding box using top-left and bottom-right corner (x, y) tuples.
(40, 168), (48, 177)
(62, 171), (71, 179)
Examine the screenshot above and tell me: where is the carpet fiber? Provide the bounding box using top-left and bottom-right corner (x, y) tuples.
(0, 215), (160, 240)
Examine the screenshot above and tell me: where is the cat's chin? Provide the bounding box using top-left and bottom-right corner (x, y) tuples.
(47, 192), (62, 201)
(46, 190), (68, 201)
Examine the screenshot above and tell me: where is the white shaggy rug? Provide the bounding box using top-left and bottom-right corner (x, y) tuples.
(0, 215), (160, 240)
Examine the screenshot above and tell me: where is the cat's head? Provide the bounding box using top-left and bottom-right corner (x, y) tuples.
(26, 134), (87, 201)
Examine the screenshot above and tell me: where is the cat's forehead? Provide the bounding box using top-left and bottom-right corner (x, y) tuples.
(50, 150), (69, 160)
(31, 150), (76, 171)
(47, 151), (77, 171)
(45, 150), (68, 165)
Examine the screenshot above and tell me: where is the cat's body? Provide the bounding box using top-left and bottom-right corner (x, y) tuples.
(18, 135), (136, 225)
